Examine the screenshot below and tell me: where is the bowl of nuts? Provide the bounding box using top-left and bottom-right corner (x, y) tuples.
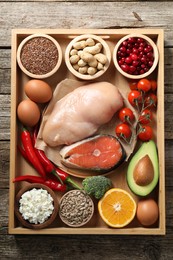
(113, 34), (159, 79)
(59, 190), (94, 227)
(14, 183), (59, 229)
(65, 34), (111, 80)
(17, 34), (63, 79)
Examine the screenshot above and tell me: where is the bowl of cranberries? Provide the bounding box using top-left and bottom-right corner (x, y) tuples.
(113, 34), (159, 79)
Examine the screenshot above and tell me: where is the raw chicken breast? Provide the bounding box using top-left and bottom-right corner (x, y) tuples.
(42, 82), (123, 147)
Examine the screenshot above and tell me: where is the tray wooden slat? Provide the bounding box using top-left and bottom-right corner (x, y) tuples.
(9, 28), (165, 235)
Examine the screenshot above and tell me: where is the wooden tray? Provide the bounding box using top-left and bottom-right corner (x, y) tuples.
(9, 28), (165, 235)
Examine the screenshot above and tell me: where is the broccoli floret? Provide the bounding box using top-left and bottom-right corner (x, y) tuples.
(82, 176), (112, 199)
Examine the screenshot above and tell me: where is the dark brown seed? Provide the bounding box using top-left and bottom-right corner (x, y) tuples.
(20, 37), (58, 75)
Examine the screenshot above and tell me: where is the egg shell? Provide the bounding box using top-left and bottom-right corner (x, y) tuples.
(24, 80), (52, 103)
(17, 99), (40, 127)
(137, 199), (159, 226)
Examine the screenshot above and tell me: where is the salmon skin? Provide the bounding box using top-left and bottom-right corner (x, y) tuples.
(60, 135), (126, 173)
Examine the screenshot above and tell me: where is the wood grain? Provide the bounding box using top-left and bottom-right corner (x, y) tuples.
(0, 2), (173, 47)
(0, 0), (173, 258)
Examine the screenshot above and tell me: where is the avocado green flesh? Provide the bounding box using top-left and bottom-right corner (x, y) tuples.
(127, 141), (159, 196)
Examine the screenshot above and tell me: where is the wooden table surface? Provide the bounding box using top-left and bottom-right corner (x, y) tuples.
(0, 0), (173, 259)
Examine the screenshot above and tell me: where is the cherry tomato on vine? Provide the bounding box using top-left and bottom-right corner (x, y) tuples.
(139, 109), (153, 124)
(115, 123), (132, 139)
(137, 78), (151, 92)
(118, 107), (135, 124)
(129, 81), (138, 90)
(128, 90), (142, 107)
(144, 93), (157, 109)
(150, 80), (157, 91)
(138, 125), (153, 141)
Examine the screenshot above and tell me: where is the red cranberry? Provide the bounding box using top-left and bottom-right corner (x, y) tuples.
(129, 65), (136, 72)
(139, 51), (144, 56)
(147, 45), (153, 52)
(132, 60), (139, 67)
(131, 54), (138, 61)
(139, 42), (146, 48)
(132, 48), (139, 55)
(127, 43), (133, 49)
(144, 47), (149, 53)
(147, 52), (153, 59)
(121, 64), (130, 72)
(126, 48), (131, 55)
(141, 64), (146, 69)
(128, 37), (136, 43)
(141, 57), (147, 64)
(134, 43), (139, 48)
(140, 69), (145, 74)
(138, 46), (144, 52)
(118, 60), (124, 65)
(117, 36), (155, 76)
(144, 67), (149, 72)
(148, 61), (153, 67)
(137, 38), (144, 43)
(125, 57), (132, 64)
(122, 40), (128, 46)
(120, 46), (126, 53)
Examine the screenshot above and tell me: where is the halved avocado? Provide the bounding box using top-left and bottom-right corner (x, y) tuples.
(127, 141), (159, 196)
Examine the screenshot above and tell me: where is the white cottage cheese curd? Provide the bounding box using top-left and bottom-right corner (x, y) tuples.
(19, 188), (54, 224)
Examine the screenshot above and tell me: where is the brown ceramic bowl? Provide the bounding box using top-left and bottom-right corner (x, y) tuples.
(113, 34), (159, 79)
(17, 34), (62, 79)
(14, 183), (58, 229)
(65, 34), (111, 80)
(59, 190), (94, 227)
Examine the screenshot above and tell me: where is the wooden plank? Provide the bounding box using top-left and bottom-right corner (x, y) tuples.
(0, 141), (10, 189)
(0, 0), (137, 1)
(0, 0), (172, 256)
(0, 2), (173, 46)
(0, 191), (172, 257)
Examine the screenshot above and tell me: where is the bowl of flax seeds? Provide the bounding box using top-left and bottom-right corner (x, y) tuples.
(17, 34), (62, 79)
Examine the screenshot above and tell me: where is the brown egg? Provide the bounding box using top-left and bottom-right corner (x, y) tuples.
(137, 199), (159, 226)
(24, 79), (52, 103)
(17, 99), (40, 127)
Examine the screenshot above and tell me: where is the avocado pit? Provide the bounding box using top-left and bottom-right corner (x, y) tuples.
(133, 155), (154, 186)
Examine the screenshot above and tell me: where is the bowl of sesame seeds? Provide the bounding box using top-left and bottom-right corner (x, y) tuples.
(17, 34), (62, 79)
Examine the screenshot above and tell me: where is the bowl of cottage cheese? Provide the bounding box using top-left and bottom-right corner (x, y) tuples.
(15, 184), (59, 229)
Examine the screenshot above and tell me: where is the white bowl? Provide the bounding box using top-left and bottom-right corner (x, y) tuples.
(17, 34), (62, 79)
(113, 34), (159, 80)
(65, 34), (111, 80)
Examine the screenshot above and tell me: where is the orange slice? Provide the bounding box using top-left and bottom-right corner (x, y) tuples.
(98, 188), (136, 228)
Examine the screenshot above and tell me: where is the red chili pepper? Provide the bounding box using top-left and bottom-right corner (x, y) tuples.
(32, 128), (63, 184)
(33, 126), (81, 189)
(21, 128), (46, 179)
(17, 145), (30, 164)
(55, 168), (81, 190)
(44, 180), (67, 192)
(13, 175), (67, 192)
(13, 175), (45, 184)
